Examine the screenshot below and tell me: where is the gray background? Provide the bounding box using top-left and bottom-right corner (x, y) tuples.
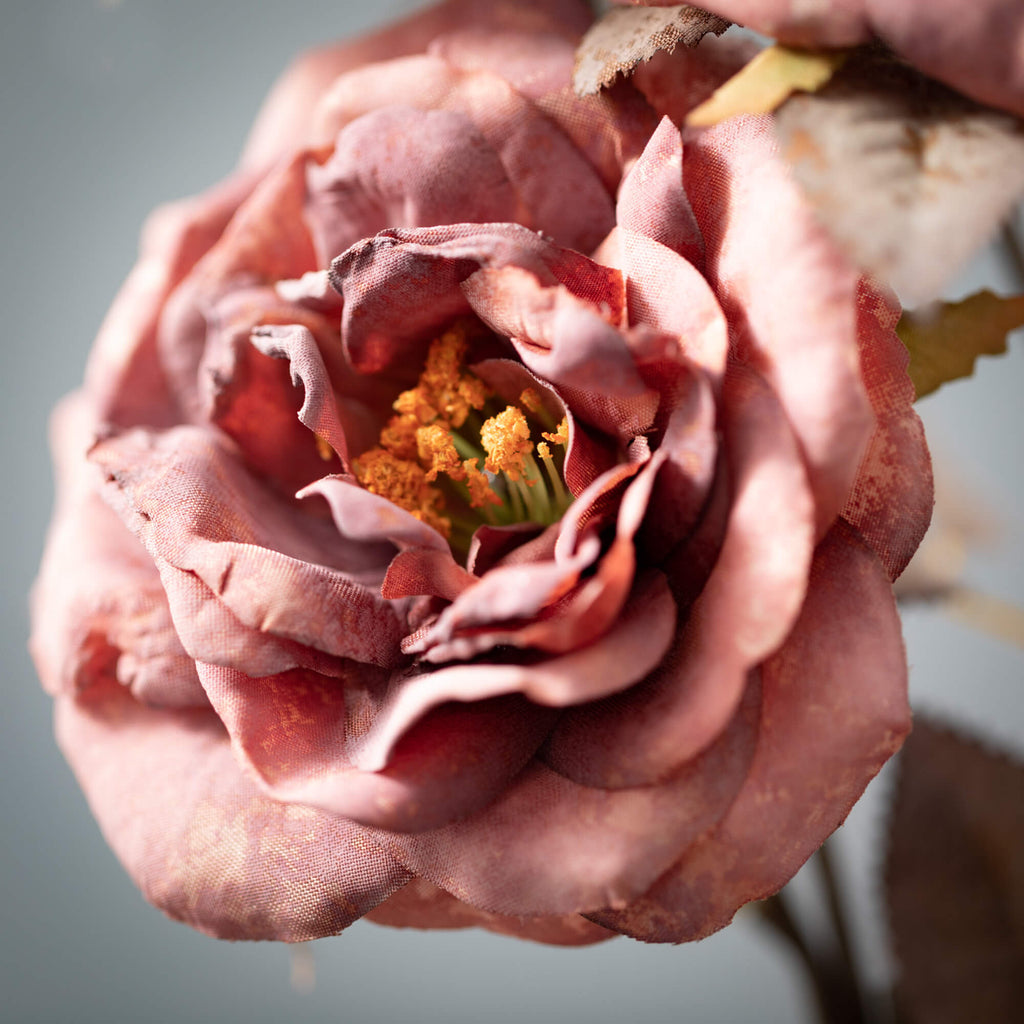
(2, 2), (1021, 1022)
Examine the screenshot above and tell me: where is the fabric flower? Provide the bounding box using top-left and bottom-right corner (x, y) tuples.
(611, 0), (1024, 118)
(31, 0), (932, 946)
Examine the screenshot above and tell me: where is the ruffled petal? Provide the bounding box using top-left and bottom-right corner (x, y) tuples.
(366, 877), (616, 946)
(590, 517), (911, 942)
(56, 679), (411, 941)
(197, 664), (556, 833)
(683, 113), (873, 533)
(841, 281), (934, 580)
(91, 425), (404, 667)
(380, 681), (758, 917)
(544, 368), (814, 787)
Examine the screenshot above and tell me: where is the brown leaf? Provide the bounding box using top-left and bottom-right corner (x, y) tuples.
(886, 719), (1024, 1024)
(573, 4), (730, 97)
(897, 289), (1024, 398)
(775, 48), (1024, 304)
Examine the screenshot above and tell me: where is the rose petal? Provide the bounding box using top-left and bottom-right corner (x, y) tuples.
(380, 682), (759, 917)
(198, 664), (556, 833)
(310, 54), (614, 253)
(306, 106), (523, 266)
(366, 876), (616, 947)
(30, 394), (207, 708)
(92, 425), (404, 667)
(842, 281), (934, 580)
(330, 222), (623, 375)
(463, 265), (659, 438)
(56, 679), (411, 940)
(683, 112), (873, 533)
(544, 367), (814, 787)
(590, 517), (911, 942)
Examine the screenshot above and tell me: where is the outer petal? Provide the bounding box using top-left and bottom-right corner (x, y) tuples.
(310, 54), (614, 253)
(91, 425), (404, 667)
(56, 680), (411, 941)
(683, 113), (873, 534)
(197, 665), (557, 833)
(842, 281), (933, 579)
(591, 518), (911, 942)
(366, 877), (616, 947)
(30, 394), (206, 709)
(544, 367), (814, 787)
(242, 0), (594, 169)
(379, 681), (759, 917)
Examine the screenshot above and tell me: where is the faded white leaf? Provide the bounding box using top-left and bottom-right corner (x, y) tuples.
(775, 49), (1024, 304)
(573, 4), (730, 98)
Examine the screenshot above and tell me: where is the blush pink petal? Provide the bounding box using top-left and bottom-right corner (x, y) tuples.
(589, 518), (911, 942)
(380, 682), (759, 917)
(429, 27), (658, 190)
(248, 323), (355, 469)
(242, 0), (594, 170)
(464, 266), (659, 439)
(361, 573), (675, 753)
(401, 531), (603, 658)
(615, 115), (704, 268)
(306, 106), (523, 267)
(300, 474), (451, 552)
(330, 223), (623, 374)
(197, 665), (556, 833)
(842, 282), (934, 579)
(30, 394), (207, 709)
(683, 113), (873, 534)
(91, 426), (404, 667)
(381, 549), (478, 602)
(366, 877), (616, 946)
(56, 680), (411, 941)
(310, 54), (614, 253)
(544, 368), (814, 787)
(152, 560), (356, 681)
(158, 155), (319, 423)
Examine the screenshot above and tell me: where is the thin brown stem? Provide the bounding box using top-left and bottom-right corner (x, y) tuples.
(1000, 216), (1024, 288)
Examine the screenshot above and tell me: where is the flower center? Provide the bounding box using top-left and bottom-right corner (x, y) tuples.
(353, 324), (571, 554)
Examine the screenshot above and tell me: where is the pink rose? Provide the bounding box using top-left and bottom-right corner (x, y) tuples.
(31, 0), (931, 945)
(611, 0), (1024, 117)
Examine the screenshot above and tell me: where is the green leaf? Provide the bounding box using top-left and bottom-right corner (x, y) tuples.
(886, 719), (1024, 1024)
(897, 289), (1024, 398)
(685, 44), (847, 127)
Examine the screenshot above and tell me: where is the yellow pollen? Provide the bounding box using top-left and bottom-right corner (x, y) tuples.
(416, 424), (465, 483)
(536, 441), (551, 461)
(481, 406), (533, 482)
(314, 433), (334, 461)
(392, 386), (436, 425)
(379, 413), (420, 460)
(463, 459), (502, 509)
(518, 388), (544, 415)
(354, 448), (450, 538)
(542, 417), (569, 449)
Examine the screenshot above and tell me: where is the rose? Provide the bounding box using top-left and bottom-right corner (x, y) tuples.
(31, 0), (932, 946)
(611, 0), (1024, 117)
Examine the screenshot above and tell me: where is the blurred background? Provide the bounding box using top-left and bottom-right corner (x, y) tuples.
(2, 2), (1021, 1021)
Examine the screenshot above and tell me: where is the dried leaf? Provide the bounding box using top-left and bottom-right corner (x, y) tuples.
(573, 4), (729, 97)
(686, 44), (847, 127)
(886, 720), (1024, 1024)
(897, 289), (1024, 398)
(775, 49), (1024, 304)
